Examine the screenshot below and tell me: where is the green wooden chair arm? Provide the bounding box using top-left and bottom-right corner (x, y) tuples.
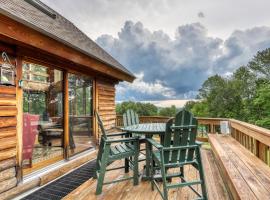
(171, 125), (197, 129)
(163, 144), (199, 151)
(146, 138), (163, 149)
(106, 132), (129, 137)
(195, 141), (203, 146)
(105, 137), (139, 144)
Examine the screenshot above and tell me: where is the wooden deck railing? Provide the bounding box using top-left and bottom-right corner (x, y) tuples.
(230, 119), (270, 166)
(116, 115), (270, 166)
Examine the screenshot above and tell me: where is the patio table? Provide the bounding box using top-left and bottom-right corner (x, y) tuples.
(121, 123), (166, 180)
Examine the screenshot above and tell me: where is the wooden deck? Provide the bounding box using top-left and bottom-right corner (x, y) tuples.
(64, 149), (230, 200)
(209, 134), (270, 200)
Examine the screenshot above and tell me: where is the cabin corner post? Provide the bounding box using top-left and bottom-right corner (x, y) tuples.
(16, 56), (23, 182)
(63, 70), (69, 159)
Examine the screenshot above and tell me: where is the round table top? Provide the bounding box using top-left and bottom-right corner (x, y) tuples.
(121, 123), (166, 134)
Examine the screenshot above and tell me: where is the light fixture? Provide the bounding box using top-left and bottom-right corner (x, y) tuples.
(0, 52), (16, 86)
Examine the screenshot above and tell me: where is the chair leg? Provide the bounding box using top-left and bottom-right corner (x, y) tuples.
(96, 139), (104, 173)
(196, 147), (208, 200)
(150, 157), (155, 191)
(133, 154), (139, 186)
(96, 145), (110, 195)
(125, 158), (129, 173)
(180, 166), (184, 177)
(160, 162), (168, 200)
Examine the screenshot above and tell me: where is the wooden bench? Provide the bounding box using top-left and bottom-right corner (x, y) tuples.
(209, 134), (270, 200)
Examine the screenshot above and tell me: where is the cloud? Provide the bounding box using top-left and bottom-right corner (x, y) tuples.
(117, 72), (175, 101)
(198, 12), (205, 18)
(96, 21), (270, 101)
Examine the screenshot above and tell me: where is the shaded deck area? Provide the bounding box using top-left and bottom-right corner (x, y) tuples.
(64, 149), (230, 200)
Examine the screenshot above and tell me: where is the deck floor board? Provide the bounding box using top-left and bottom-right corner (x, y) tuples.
(64, 149), (230, 200)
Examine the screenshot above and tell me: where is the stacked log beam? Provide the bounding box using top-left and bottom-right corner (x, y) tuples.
(0, 86), (17, 193)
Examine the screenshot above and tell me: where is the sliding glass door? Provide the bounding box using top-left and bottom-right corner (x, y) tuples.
(21, 62), (94, 173)
(68, 73), (94, 155)
(22, 62), (64, 172)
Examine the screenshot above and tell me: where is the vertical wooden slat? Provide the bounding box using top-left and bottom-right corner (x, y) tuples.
(92, 78), (98, 144)
(16, 56), (22, 182)
(63, 71), (69, 159)
(93, 79), (99, 144)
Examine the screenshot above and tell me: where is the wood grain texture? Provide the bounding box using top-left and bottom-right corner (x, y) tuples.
(0, 117), (16, 128)
(209, 134), (270, 200)
(0, 97), (16, 106)
(0, 136), (16, 151)
(0, 106), (17, 117)
(0, 148), (16, 162)
(0, 167), (15, 182)
(16, 57), (23, 182)
(0, 14), (134, 82)
(97, 80), (116, 137)
(0, 177), (17, 194)
(63, 149), (229, 200)
(0, 158), (16, 172)
(63, 70), (69, 158)
(0, 178), (39, 200)
(0, 86), (16, 95)
(0, 127), (16, 138)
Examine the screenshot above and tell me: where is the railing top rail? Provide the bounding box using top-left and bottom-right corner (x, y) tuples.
(196, 117), (228, 121)
(230, 119), (270, 137)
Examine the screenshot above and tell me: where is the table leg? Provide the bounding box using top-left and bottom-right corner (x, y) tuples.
(142, 134), (152, 181)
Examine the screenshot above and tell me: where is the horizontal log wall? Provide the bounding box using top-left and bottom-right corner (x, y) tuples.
(97, 80), (116, 131)
(0, 86), (17, 193)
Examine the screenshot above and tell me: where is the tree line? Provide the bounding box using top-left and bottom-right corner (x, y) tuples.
(184, 48), (270, 129)
(116, 101), (178, 117)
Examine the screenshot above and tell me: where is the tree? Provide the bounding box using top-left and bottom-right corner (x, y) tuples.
(190, 101), (209, 117)
(248, 48), (270, 79)
(184, 101), (197, 111)
(116, 101), (158, 116)
(159, 105), (177, 117)
(249, 83), (270, 128)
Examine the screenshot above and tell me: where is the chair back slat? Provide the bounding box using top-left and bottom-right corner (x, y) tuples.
(123, 109), (140, 127)
(163, 109), (198, 164)
(95, 111), (107, 140)
(135, 113), (139, 124)
(163, 118), (173, 163)
(123, 113), (128, 127)
(127, 109), (132, 126)
(130, 110), (135, 125)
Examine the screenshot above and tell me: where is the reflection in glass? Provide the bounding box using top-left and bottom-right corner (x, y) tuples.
(68, 73), (94, 155)
(22, 62), (63, 169)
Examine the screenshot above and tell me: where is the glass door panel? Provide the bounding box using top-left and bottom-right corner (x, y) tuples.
(68, 73), (94, 155)
(22, 62), (64, 172)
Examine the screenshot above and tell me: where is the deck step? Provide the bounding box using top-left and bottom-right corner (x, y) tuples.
(209, 134), (270, 200)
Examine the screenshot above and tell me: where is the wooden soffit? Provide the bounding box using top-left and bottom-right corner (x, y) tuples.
(0, 14), (135, 82)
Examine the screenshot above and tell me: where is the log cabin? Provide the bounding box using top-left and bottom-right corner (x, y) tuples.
(0, 0), (135, 197)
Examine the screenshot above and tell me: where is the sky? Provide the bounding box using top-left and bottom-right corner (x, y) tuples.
(42, 0), (270, 106)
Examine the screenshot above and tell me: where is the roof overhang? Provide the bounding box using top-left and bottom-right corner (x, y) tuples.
(0, 13), (135, 82)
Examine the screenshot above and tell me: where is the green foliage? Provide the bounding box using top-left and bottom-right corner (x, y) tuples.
(248, 48), (270, 79)
(116, 101), (178, 117)
(116, 101), (158, 116)
(186, 48), (270, 129)
(159, 105), (177, 117)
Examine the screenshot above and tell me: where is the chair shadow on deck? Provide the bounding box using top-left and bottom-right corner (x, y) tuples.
(64, 149), (230, 200)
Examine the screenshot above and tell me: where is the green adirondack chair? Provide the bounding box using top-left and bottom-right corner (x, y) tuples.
(95, 112), (140, 195)
(148, 109), (208, 200)
(123, 109), (146, 162)
(123, 109), (139, 127)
